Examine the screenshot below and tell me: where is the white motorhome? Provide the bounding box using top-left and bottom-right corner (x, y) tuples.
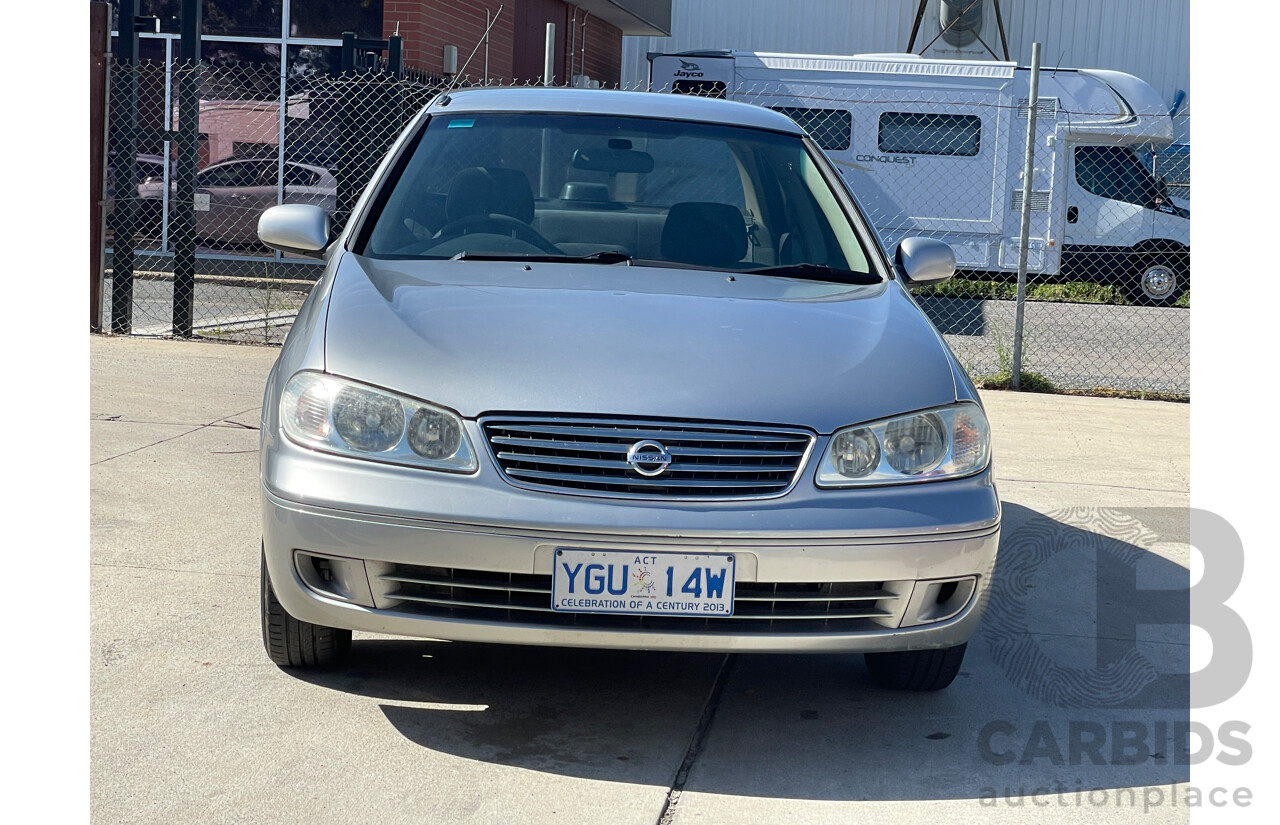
(649, 51), (1189, 305)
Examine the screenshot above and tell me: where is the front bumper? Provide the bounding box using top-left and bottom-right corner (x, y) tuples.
(262, 486), (1001, 654)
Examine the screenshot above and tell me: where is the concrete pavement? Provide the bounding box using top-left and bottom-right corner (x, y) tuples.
(90, 334), (1192, 824)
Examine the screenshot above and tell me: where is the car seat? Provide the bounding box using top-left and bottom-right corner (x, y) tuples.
(660, 201), (748, 268)
(445, 167), (535, 224)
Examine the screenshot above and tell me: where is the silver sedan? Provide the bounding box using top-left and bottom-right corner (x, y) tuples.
(256, 88), (1000, 691)
(137, 158), (336, 247)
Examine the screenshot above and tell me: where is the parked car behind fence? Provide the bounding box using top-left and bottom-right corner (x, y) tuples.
(135, 158), (337, 248)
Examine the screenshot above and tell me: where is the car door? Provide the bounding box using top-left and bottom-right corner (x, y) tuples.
(237, 161), (286, 243)
(1065, 145), (1157, 250)
(197, 160), (276, 246)
(282, 162), (331, 211)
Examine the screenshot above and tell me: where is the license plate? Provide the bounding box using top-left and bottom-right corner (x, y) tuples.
(552, 549), (736, 616)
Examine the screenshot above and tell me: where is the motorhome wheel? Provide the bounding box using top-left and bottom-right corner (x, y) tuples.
(1130, 255), (1187, 307)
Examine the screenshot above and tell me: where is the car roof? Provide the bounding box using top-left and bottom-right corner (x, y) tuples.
(427, 87), (805, 136)
(206, 158), (324, 170)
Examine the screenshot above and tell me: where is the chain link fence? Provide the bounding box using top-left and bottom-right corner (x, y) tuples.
(728, 80), (1190, 397)
(103, 58), (442, 344)
(99, 65), (1189, 397)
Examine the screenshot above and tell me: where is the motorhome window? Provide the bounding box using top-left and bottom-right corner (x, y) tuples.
(770, 107), (852, 151)
(1074, 146), (1162, 208)
(877, 112), (981, 156)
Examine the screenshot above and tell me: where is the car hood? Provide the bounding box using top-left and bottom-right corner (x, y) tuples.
(322, 254), (958, 434)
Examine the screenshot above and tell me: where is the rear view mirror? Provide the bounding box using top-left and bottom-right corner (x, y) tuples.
(895, 237), (956, 286)
(257, 204), (332, 257)
(571, 147), (654, 174)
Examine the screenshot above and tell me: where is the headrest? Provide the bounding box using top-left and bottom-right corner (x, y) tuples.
(661, 201), (748, 268)
(445, 167), (535, 224)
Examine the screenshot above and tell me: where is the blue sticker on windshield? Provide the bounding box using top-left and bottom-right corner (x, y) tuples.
(448, 119), (475, 128)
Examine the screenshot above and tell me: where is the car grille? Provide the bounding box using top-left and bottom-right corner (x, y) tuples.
(481, 416), (814, 499)
(373, 564), (903, 633)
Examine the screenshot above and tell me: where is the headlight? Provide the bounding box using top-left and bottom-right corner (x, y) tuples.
(333, 386), (405, 452)
(816, 403), (990, 487)
(883, 412), (946, 475)
(830, 427), (880, 479)
(280, 372), (477, 472)
(407, 407), (463, 459)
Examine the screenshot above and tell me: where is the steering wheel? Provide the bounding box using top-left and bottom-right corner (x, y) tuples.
(433, 213), (562, 254)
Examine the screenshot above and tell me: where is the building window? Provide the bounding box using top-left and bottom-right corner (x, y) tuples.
(770, 107), (851, 151)
(110, 1), (284, 39)
(877, 112), (981, 156)
(110, 1), (385, 40)
(289, 0), (384, 40)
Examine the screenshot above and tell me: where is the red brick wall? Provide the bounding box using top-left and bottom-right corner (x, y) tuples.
(569, 10), (623, 88)
(512, 0), (565, 85)
(383, 1), (623, 87)
(384, 1), (515, 83)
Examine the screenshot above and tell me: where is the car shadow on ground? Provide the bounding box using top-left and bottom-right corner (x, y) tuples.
(296, 640), (726, 787)
(290, 502), (1190, 802)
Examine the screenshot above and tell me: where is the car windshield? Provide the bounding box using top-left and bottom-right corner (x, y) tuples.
(360, 111), (876, 282)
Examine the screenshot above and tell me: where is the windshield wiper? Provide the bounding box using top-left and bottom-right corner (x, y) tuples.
(746, 263), (882, 285)
(445, 253), (881, 284)
(450, 251), (633, 264)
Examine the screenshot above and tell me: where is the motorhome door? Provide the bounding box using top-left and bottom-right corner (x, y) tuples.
(1064, 143), (1165, 251)
(998, 94), (1060, 275)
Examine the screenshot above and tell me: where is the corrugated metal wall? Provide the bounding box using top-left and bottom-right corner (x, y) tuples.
(622, 0), (1190, 139)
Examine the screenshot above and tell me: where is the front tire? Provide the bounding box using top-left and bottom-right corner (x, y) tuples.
(260, 550), (352, 668)
(864, 643), (967, 691)
(1129, 253), (1187, 307)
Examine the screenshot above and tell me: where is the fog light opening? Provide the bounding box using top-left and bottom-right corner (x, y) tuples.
(294, 551), (376, 608)
(901, 576), (978, 627)
(313, 556), (335, 583)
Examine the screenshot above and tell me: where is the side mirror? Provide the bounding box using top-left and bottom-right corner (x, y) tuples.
(895, 237), (956, 286)
(257, 204), (332, 257)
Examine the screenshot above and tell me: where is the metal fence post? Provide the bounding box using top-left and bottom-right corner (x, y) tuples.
(333, 35), (405, 235)
(91, 2), (110, 333)
(341, 31), (357, 74)
(1011, 41), (1041, 390)
(171, 0), (202, 337)
(544, 23), (556, 86)
(109, 0), (140, 334)
(388, 34), (403, 79)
